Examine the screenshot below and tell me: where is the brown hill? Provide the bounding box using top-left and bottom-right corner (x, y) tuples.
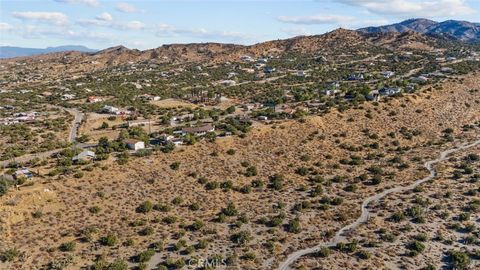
(0, 29), (453, 81)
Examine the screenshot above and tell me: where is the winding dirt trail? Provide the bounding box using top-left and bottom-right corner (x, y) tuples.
(277, 138), (480, 270)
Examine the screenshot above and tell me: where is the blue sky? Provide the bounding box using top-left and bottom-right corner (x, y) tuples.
(0, 0), (479, 49)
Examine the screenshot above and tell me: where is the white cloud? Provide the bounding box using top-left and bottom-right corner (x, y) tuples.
(18, 25), (118, 44)
(125, 21), (145, 30)
(0, 22), (14, 31)
(96, 12), (113, 21)
(155, 24), (255, 43)
(77, 18), (145, 30)
(12, 12), (69, 26)
(116, 2), (138, 13)
(277, 14), (354, 25)
(335, 0), (475, 17)
(282, 27), (311, 37)
(54, 0), (100, 7)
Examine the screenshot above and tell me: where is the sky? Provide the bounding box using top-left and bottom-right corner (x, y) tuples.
(0, 0), (479, 50)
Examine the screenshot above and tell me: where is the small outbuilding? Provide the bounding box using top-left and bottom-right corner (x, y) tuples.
(125, 139), (145, 151)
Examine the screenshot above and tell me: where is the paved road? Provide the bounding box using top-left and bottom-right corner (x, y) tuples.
(277, 138), (480, 270)
(64, 108), (84, 143)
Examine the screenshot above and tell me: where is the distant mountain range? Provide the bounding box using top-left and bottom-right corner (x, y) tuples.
(0, 45), (97, 59)
(358, 19), (480, 43)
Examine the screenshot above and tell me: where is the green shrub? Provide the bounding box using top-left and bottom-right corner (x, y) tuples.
(100, 232), (117, 246)
(59, 241), (76, 252)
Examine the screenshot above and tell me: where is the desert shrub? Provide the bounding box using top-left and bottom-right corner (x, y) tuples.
(170, 162), (180, 170)
(123, 238), (134, 247)
(162, 216), (178, 224)
(31, 210), (43, 218)
(269, 174), (284, 190)
(389, 211), (405, 222)
(135, 249), (155, 263)
(172, 196), (183, 205)
(230, 230), (251, 246)
(242, 252), (256, 260)
(222, 202), (238, 216)
(137, 200), (153, 213)
(446, 250), (471, 269)
(245, 166), (257, 177)
(139, 226), (154, 236)
(100, 232), (117, 246)
(189, 220), (204, 231)
(154, 203), (171, 212)
(317, 247), (331, 257)
(89, 206), (101, 214)
(221, 180), (233, 190)
(189, 203), (200, 211)
(357, 250), (372, 259)
(407, 240), (425, 256)
(286, 218), (301, 233)
(0, 248), (20, 262)
(59, 241), (76, 252)
(251, 179), (264, 188)
(239, 185), (252, 194)
(196, 239), (208, 249)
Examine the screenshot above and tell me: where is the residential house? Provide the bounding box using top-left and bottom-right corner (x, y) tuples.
(257, 116), (268, 121)
(101, 105), (119, 114)
(321, 89), (340, 96)
(87, 96), (103, 103)
(257, 58), (268, 64)
(381, 71), (395, 78)
(406, 83), (418, 93)
(125, 139), (145, 151)
(241, 55), (254, 62)
(365, 90), (380, 101)
(72, 150), (96, 163)
(137, 94), (161, 101)
(126, 119), (150, 128)
(410, 76), (428, 83)
(347, 74), (364, 81)
(61, 94), (76, 100)
(219, 80), (236, 86)
(441, 67), (454, 73)
(182, 124), (215, 136)
(296, 71), (307, 77)
(264, 67), (276, 74)
(378, 87), (402, 96)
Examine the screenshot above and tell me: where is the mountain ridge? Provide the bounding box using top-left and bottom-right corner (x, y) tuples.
(358, 18), (480, 43)
(0, 45), (97, 59)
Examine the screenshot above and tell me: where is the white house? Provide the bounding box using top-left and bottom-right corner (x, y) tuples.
(257, 116), (268, 121)
(219, 80), (237, 86)
(182, 124), (215, 136)
(381, 71), (395, 78)
(101, 105), (119, 114)
(296, 71), (307, 77)
(410, 76), (428, 83)
(61, 94), (76, 100)
(72, 150), (96, 163)
(125, 139), (145, 151)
